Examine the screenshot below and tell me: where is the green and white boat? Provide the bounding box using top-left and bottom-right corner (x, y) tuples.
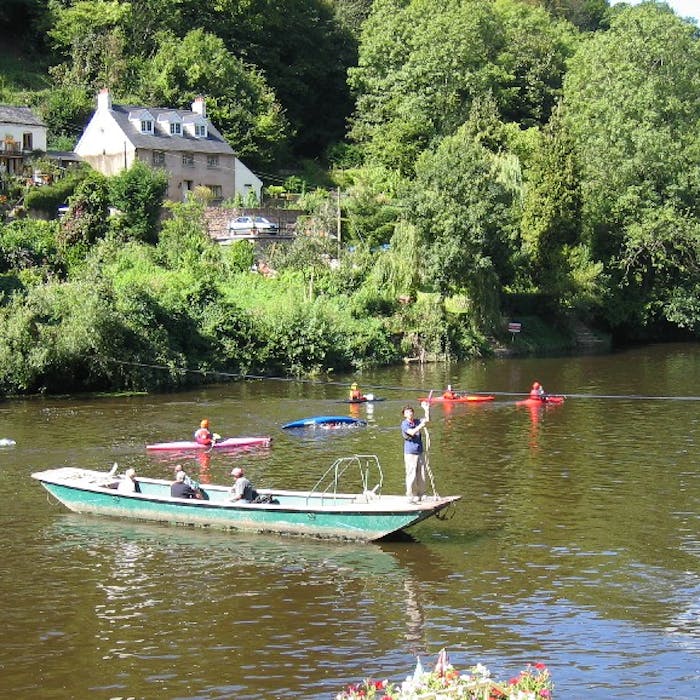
(32, 455), (460, 542)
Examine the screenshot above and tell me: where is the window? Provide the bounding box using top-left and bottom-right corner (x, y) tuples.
(195, 124), (207, 138)
(22, 133), (33, 151)
(170, 122), (181, 135)
(152, 151), (165, 166)
(207, 155), (219, 168)
(182, 153), (194, 167)
(208, 185), (223, 199)
(141, 119), (153, 133)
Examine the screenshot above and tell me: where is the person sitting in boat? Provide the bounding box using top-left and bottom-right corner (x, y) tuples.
(442, 384), (458, 400)
(530, 381), (546, 401)
(349, 383), (364, 401)
(229, 466), (259, 503)
(194, 418), (214, 446)
(171, 469), (200, 499)
(118, 467), (140, 493)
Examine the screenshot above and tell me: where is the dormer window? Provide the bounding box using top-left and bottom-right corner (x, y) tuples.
(183, 115), (207, 138)
(130, 109), (155, 134)
(170, 122), (181, 135)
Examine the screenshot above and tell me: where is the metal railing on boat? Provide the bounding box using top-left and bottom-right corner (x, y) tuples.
(307, 455), (383, 506)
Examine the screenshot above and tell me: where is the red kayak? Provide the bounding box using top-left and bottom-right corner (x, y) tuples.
(419, 395), (495, 403)
(516, 396), (565, 406)
(147, 436), (271, 451)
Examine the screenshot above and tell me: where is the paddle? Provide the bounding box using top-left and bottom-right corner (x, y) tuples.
(207, 432), (222, 453)
(421, 393), (438, 498)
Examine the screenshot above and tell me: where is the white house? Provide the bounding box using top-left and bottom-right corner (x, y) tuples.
(74, 89), (262, 203)
(0, 105), (47, 177)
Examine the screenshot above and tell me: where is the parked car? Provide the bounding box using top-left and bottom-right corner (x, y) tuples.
(227, 215), (279, 234)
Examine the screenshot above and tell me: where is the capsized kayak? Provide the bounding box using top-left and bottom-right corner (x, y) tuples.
(419, 395), (495, 403)
(516, 395), (565, 406)
(147, 436), (272, 451)
(282, 416), (367, 429)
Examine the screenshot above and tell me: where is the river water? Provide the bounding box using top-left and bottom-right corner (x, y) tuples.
(2, 343), (699, 698)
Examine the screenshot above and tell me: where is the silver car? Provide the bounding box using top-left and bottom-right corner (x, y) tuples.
(227, 215), (278, 234)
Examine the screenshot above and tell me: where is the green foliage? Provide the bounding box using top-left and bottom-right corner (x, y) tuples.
(156, 198), (222, 273)
(49, 0), (131, 91)
(23, 166), (89, 215)
(139, 28), (289, 166)
(520, 102), (584, 301)
(342, 166), (403, 247)
(493, 0), (578, 127)
(409, 116), (519, 326)
(59, 172), (110, 248)
(0, 218), (63, 278)
(109, 159), (167, 244)
(350, 0), (498, 173)
(564, 2), (700, 330)
(222, 240), (255, 274)
(36, 85), (94, 147)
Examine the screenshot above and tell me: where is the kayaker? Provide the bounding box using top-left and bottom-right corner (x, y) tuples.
(442, 384), (458, 400)
(171, 469), (200, 499)
(229, 466), (259, 503)
(401, 405), (428, 503)
(349, 382), (364, 401)
(194, 418), (214, 446)
(530, 382), (546, 401)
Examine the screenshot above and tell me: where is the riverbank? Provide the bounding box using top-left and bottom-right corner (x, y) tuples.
(491, 315), (612, 358)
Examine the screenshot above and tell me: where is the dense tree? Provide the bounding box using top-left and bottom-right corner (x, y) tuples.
(171, 0), (356, 158)
(48, 0), (131, 90)
(139, 29), (289, 167)
(349, 0), (575, 173)
(59, 172), (110, 248)
(521, 102), (585, 302)
(525, 0), (609, 32)
(409, 113), (519, 325)
(109, 160), (168, 244)
(564, 3), (700, 331)
(494, 0), (578, 127)
(349, 0), (505, 174)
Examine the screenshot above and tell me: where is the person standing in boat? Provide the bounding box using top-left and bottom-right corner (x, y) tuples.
(194, 418), (216, 446)
(530, 382), (546, 402)
(401, 405), (428, 503)
(349, 382), (364, 401)
(229, 467), (259, 503)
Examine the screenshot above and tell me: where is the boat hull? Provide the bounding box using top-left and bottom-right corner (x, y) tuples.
(31, 468), (459, 542)
(516, 396), (565, 406)
(282, 416), (366, 429)
(419, 395), (495, 403)
(146, 436), (271, 451)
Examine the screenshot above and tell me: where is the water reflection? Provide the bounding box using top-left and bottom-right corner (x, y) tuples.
(8, 343), (700, 698)
(45, 516), (442, 669)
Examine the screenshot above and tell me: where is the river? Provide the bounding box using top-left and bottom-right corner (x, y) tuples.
(2, 343), (699, 698)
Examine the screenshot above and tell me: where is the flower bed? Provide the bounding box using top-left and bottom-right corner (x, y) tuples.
(336, 649), (553, 699)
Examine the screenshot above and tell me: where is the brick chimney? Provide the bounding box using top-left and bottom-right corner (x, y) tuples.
(192, 96), (206, 118)
(97, 88), (112, 111)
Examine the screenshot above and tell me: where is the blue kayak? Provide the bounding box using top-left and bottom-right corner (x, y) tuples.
(282, 415), (367, 429)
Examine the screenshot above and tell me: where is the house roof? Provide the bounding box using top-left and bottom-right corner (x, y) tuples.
(0, 105), (46, 128)
(110, 104), (234, 155)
